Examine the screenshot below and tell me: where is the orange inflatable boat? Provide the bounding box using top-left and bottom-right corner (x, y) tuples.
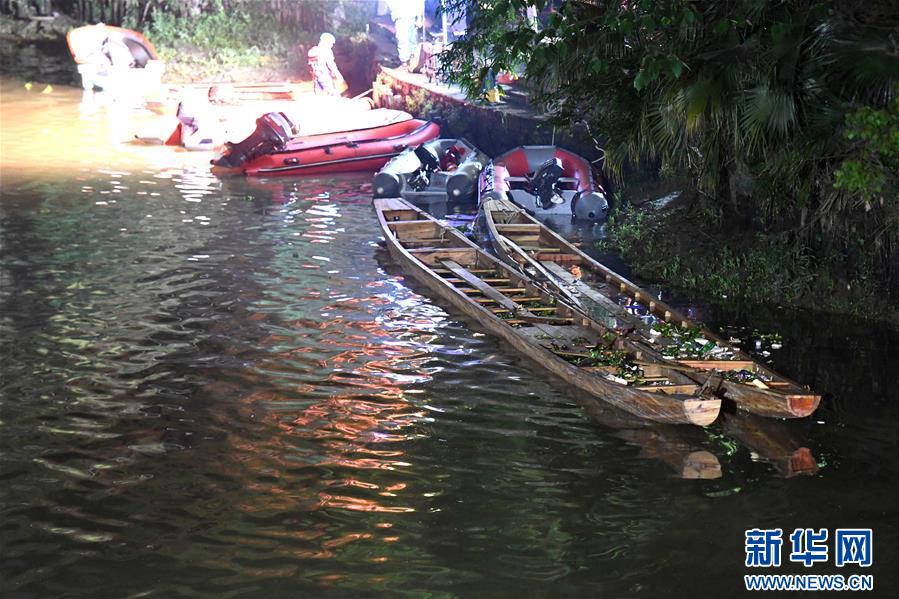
(212, 111), (440, 177)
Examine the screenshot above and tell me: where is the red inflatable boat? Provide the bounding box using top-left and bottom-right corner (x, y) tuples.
(479, 146), (609, 221)
(212, 111), (440, 177)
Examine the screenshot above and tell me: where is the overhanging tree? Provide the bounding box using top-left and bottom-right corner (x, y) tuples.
(440, 0), (898, 294)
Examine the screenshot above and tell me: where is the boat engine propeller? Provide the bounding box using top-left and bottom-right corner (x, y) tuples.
(530, 157), (565, 209)
(407, 144), (441, 191)
(213, 112), (296, 169)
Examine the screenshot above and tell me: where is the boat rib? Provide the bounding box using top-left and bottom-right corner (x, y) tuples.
(480, 197), (821, 419)
(375, 197), (721, 426)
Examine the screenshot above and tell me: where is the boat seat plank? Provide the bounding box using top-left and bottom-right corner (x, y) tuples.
(495, 224), (541, 232)
(442, 260), (522, 312)
(638, 384), (699, 395)
(387, 219), (433, 226)
(537, 253), (580, 262)
(407, 247), (474, 253)
(379, 198), (418, 211)
(521, 246), (560, 253)
(388, 222), (441, 237)
(445, 277), (510, 284)
(476, 296), (542, 304)
(679, 360), (757, 371)
(517, 314), (574, 325)
(433, 268), (495, 274)
(504, 234), (541, 243)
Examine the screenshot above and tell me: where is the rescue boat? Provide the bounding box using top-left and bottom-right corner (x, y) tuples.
(372, 138), (488, 204)
(212, 110), (440, 177)
(134, 93), (375, 151)
(479, 146), (610, 221)
(66, 24), (165, 93)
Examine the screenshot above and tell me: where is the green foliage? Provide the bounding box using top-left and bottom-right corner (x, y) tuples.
(137, 0), (373, 81)
(600, 203), (893, 316)
(601, 204), (817, 303)
(443, 0), (899, 301)
(834, 94), (899, 202)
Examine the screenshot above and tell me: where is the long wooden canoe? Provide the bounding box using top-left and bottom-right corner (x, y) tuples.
(479, 197), (820, 419)
(375, 197), (721, 426)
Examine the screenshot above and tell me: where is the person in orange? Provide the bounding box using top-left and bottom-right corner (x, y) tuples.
(307, 32), (345, 96)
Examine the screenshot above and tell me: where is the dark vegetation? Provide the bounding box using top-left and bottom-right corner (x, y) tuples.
(442, 0), (898, 318)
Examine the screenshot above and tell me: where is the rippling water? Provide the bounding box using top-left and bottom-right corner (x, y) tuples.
(1, 76), (897, 597)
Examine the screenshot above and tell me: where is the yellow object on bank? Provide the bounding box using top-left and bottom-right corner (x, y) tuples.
(485, 87), (501, 103)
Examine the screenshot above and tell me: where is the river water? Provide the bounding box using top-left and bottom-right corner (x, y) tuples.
(1, 76), (897, 597)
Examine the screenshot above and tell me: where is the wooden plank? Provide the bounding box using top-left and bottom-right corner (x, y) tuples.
(638, 384), (700, 395)
(442, 260), (522, 312)
(495, 223), (541, 232)
(504, 234), (541, 243)
(387, 220), (442, 239)
(378, 197), (417, 211)
(445, 277), (510, 284)
(541, 261), (638, 324)
(408, 248), (477, 266)
(385, 219), (429, 225)
(405, 237), (449, 244)
(517, 314), (573, 324)
(537, 253), (580, 262)
(679, 360), (757, 371)
(434, 268), (495, 274)
(476, 296), (541, 304)
(521, 246), (560, 253)
(491, 306), (556, 313)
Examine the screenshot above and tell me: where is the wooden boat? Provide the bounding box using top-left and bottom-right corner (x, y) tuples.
(479, 145), (609, 221)
(372, 138), (488, 203)
(66, 24), (165, 92)
(374, 197), (721, 426)
(479, 197), (821, 418)
(212, 110), (440, 176)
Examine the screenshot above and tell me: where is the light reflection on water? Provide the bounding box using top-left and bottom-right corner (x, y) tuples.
(1, 75), (898, 597)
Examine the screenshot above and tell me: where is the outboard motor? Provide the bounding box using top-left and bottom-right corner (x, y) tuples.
(213, 112), (296, 169)
(414, 143), (441, 172)
(530, 157), (565, 209)
(571, 191), (610, 222)
(407, 143), (441, 191)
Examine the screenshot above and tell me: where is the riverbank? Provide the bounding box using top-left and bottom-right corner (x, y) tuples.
(0, 10), (391, 92)
(601, 197), (899, 327)
(2, 10), (895, 327)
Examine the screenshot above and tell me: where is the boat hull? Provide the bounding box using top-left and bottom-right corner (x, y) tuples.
(372, 138), (488, 203)
(217, 118), (440, 177)
(375, 198), (720, 426)
(480, 197), (821, 419)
